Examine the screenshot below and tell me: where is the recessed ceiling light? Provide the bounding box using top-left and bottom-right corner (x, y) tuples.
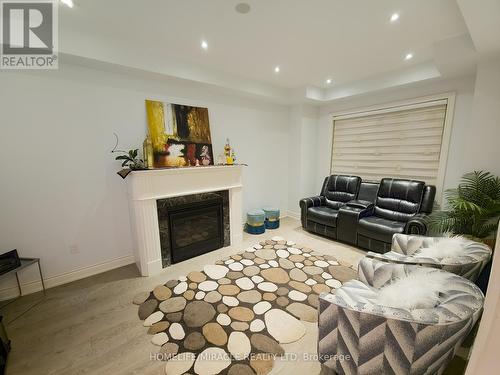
(390, 13), (399, 22)
(235, 3), (251, 14)
(61, 0), (74, 8)
(274, 66), (280, 73)
(326, 78), (333, 85)
(404, 53), (413, 60)
(201, 40), (208, 50)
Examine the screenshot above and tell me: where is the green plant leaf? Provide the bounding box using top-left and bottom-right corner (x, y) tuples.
(427, 170), (500, 238)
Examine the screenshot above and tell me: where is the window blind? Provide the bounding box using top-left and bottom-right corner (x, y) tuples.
(331, 101), (448, 186)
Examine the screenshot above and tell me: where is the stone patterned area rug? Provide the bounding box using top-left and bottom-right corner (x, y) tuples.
(133, 237), (356, 375)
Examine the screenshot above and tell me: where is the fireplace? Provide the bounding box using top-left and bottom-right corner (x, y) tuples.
(157, 191), (230, 266)
(126, 165), (242, 276)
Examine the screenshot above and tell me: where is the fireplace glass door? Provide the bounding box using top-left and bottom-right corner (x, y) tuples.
(168, 198), (223, 263)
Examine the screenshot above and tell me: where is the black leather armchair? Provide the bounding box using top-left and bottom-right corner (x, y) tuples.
(299, 175), (361, 239)
(357, 179), (436, 253)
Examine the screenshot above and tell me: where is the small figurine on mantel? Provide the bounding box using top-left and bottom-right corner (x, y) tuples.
(200, 145), (212, 166)
(219, 138), (245, 166)
(224, 138), (233, 165)
(217, 153), (225, 165)
(225, 138), (239, 165)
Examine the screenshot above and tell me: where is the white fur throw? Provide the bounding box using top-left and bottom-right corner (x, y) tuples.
(413, 236), (469, 259)
(377, 269), (449, 310)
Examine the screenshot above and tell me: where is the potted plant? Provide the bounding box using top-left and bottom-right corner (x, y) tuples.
(427, 171), (500, 248)
(427, 171), (500, 292)
(111, 133), (146, 171)
(113, 148), (145, 170)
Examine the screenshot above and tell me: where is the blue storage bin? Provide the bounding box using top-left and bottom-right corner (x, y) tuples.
(246, 209), (266, 235)
(263, 207), (280, 229)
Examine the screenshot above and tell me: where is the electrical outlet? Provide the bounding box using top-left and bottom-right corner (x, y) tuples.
(69, 245), (79, 254)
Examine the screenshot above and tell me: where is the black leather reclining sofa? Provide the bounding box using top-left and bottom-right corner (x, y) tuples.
(299, 175), (436, 253)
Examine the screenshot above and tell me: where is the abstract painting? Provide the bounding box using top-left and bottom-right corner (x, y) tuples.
(145, 100), (214, 168)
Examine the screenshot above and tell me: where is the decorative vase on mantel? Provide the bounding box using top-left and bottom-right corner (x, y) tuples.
(143, 136), (154, 169)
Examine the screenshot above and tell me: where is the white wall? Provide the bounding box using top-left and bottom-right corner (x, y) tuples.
(462, 56), (500, 176)
(0, 63), (289, 296)
(287, 105), (319, 217)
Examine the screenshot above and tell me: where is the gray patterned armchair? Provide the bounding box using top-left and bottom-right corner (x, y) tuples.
(318, 257), (484, 375)
(366, 233), (492, 282)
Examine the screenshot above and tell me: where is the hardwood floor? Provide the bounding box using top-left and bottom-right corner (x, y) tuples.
(2, 218), (366, 375)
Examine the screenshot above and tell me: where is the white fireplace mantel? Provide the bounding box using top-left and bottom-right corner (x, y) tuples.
(126, 165), (243, 276)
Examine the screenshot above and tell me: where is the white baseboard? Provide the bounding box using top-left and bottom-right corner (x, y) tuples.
(0, 254), (135, 301)
(284, 210), (301, 220)
(241, 210), (300, 227)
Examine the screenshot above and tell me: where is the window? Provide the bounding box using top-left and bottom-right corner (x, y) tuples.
(330, 96), (454, 199)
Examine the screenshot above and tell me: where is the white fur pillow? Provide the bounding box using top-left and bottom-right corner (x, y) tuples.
(377, 269), (449, 310)
(413, 236), (469, 259)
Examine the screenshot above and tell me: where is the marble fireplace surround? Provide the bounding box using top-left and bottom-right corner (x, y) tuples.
(126, 166), (243, 276)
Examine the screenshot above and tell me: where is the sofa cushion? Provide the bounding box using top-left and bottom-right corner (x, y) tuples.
(322, 175), (361, 210)
(358, 216), (406, 243)
(307, 206), (339, 227)
(374, 178), (425, 222)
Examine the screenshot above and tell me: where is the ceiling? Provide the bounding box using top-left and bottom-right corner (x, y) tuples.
(58, 0), (483, 103)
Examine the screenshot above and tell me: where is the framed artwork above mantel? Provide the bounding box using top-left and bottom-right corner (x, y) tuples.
(145, 100), (214, 168)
